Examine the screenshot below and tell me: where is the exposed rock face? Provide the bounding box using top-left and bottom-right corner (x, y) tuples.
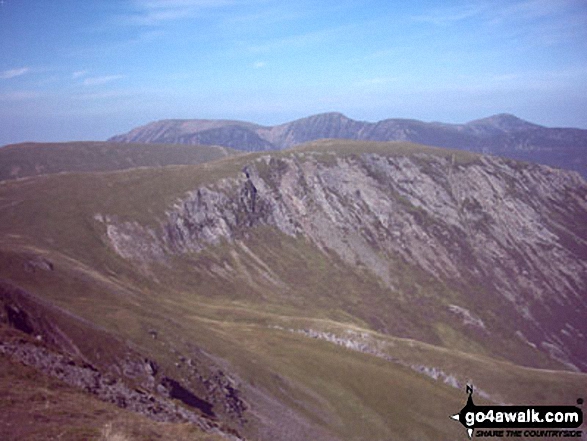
(108, 112), (587, 177)
(104, 146), (587, 372)
(0, 339), (215, 428)
(0, 281), (245, 439)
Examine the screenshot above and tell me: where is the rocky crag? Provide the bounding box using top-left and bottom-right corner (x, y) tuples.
(104, 141), (587, 372)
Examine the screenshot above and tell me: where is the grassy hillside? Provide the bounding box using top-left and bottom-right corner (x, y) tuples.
(0, 141), (239, 181)
(0, 140), (585, 440)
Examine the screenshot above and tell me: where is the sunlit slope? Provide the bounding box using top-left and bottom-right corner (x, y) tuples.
(1, 140), (586, 440)
(0, 141), (239, 181)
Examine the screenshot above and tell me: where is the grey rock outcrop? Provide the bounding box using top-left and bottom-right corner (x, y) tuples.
(0, 281), (245, 439)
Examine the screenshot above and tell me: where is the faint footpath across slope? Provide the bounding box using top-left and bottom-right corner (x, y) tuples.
(0, 141), (239, 181)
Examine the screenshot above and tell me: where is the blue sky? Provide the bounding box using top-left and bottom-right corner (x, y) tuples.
(1, 0), (587, 145)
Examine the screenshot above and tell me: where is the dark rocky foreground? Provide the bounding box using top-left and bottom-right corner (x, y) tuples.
(0, 281), (244, 440)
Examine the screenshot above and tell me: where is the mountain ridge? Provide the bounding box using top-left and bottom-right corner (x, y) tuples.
(109, 112), (587, 177)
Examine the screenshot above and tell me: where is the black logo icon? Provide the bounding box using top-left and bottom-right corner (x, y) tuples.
(450, 385), (583, 439)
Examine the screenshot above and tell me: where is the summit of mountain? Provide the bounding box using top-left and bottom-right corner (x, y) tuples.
(465, 113), (539, 132)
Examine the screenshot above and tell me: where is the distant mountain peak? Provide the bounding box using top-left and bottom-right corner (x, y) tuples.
(302, 111), (350, 121)
(466, 113), (538, 131)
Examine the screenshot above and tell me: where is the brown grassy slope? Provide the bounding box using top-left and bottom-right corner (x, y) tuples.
(0, 141), (239, 181)
(0, 326), (223, 441)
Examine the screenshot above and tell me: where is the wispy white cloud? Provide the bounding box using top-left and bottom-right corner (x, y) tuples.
(0, 67), (31, 80)
(413, 0), (587, 49)
(0, 90), (42, 101)
(139, 0), (233, 7)
(74, 90), (135, 100)
(357, 77), (398, 86)
(246, 23), (354, 54)
(124, 0), (236, 25)
(412, 4), (486, 26)
(72, 70), (89, 79)
(253, 61), (266, 69)
(487, 0), (587, 47)
(83, 75), (125, 86)
(445, 67), (587, 94)
(493, 0), (575, 21)
(221, 5), (306, 29)
(414, 0), (583, 28)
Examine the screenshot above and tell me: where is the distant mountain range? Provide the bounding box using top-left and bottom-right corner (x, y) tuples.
(109, 112), (587, 177)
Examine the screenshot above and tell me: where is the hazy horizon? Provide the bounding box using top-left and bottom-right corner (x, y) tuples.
(1, 0), (587, 146)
